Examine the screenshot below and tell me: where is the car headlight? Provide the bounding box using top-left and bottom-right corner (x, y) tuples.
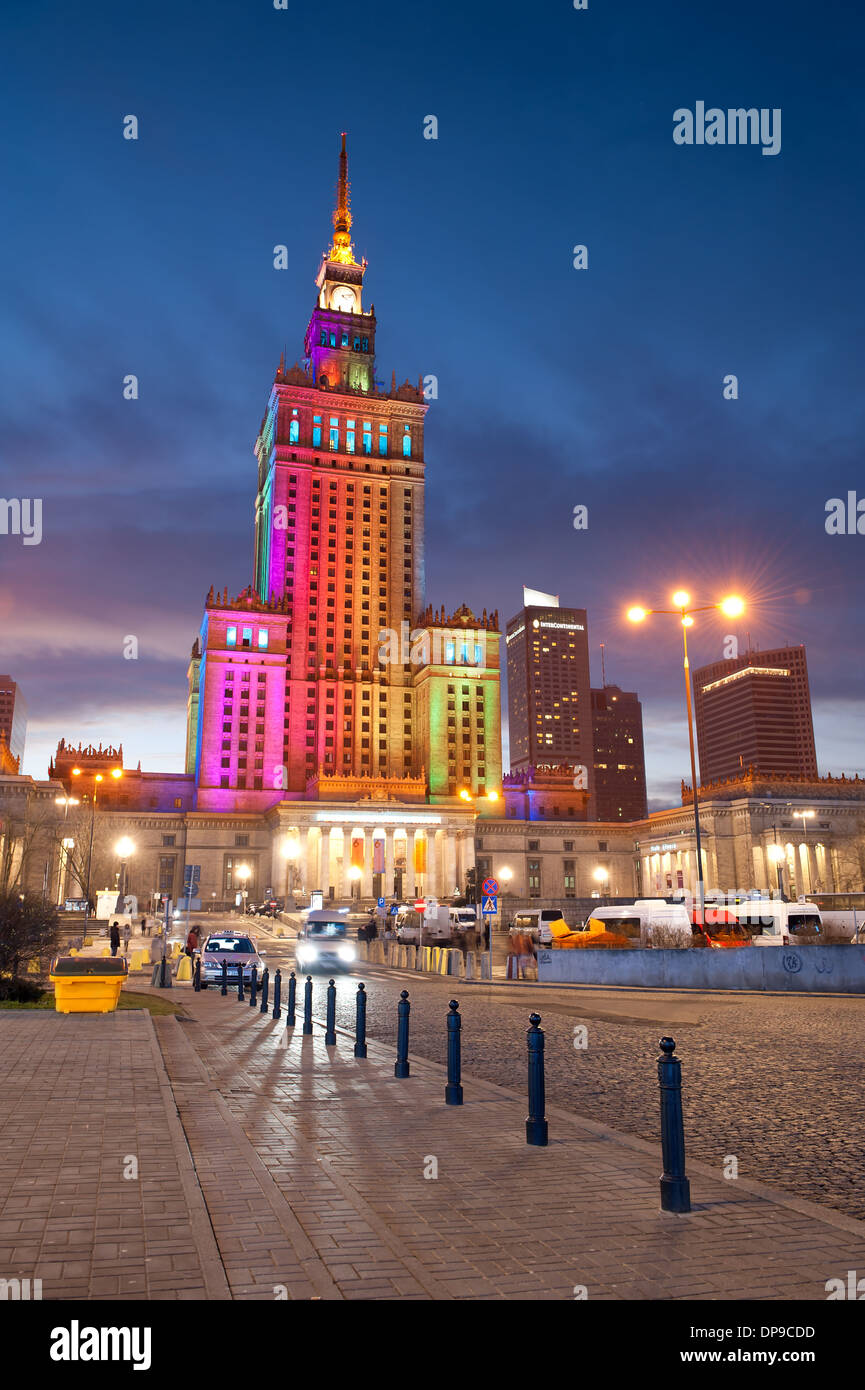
(337, 944), (356, 962)
(297, 944), (317, 961)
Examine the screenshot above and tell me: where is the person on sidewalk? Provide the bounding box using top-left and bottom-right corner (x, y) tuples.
(366, 914), (378, 941)
(463, 923), (479, 958)
(185, 925), (199, 959)
(140, 915), (149, 937)
(109, 921), (121, 957)
(122, 921), (132, 954)
(150, 928), (165, 963)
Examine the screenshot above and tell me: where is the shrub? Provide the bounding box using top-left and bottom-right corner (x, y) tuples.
(0, 891), (62, 979)
(0, 976), (45, 1003)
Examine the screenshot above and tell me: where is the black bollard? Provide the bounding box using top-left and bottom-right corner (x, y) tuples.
(353, 983), (367, 1059)
(272, 969), (282, 1021)
(259, 967), (270, 1015)
(394, 990), (410, 1078)
(325, 979), (337, 1045)
(248, 966), (258, 1008)
(658, 1038), (691, 1213)
(193, 956), (201, 992)
(220, 960), (228, 996)
(236, 963), (245, 1002)
(302, 976), (313, 1035)
(445, 1000), (463, 1106)
(525, 1013), (548, 1146)
(286, 971), (296, 1028)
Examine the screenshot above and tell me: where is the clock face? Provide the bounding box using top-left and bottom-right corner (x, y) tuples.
(331, 285), (356, 313)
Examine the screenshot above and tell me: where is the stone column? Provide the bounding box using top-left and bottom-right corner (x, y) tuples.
(444, 830), (457, 898)
(385, 829), (395, 899)
(362, 828), (374, 899)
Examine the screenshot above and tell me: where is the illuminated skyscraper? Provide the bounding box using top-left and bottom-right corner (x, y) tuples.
(186, 136), (501, 813)
(590, 685), (648, 822)
(693, 644), (818, 784)
(505, 588), (592, 783)
(0, 675), (27, 769)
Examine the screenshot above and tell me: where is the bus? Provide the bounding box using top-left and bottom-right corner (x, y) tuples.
(807, 893), (865, 942)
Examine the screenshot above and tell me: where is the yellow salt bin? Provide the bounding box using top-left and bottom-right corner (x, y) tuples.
(50, 955), (128, 1014)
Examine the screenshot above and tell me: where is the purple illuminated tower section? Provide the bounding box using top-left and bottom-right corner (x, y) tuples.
(187, 136), (433, 808)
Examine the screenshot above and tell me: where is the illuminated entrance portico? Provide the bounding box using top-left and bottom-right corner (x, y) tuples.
(269, 802), (476, 901)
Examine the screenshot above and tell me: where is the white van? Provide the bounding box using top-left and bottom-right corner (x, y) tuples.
(395, 903), (452, 944)
(730, 899), (823, 945)
(575, 900), (693, 948)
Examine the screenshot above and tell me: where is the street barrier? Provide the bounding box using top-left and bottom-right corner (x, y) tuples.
(259, 968), (269, 1015)
(236, 963), (245, 1002)
(394, 990), (410, 1078)
(354, 983), (367, 1058)
(249, 966), (258, 1007)
(286, 971), (296, 1027)
(193, 956), (201, 992)
(176, 954), (192, 982)
(658, 1037), (691, 1213)
(325, 978), (337, 1045)
(445, 1000), (463, 1106)
(220, 960), (228, 996)
(303, 975), (313, 1035)
(272, 969), (282, 1021)
(526, 1013), (548, 1146)
(464, 952), (475, 980)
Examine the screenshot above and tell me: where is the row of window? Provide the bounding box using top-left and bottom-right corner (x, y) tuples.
(287, 410), (413, 459)
(318, 328), (370, 352)
(226, 626), (269, 650)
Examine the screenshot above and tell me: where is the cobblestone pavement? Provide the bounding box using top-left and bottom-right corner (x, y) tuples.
(251, 947), (865, 1223)
(161, 986), (865, 1301)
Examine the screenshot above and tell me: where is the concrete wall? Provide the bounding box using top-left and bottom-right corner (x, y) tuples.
(538, 943), (865, 994)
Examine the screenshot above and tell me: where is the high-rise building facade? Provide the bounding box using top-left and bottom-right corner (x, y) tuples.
(505, 588), (592, 782)
(590, 685), (648, 821)
(0, 675), (27, 769)
(693, 644), (818, 784)
(185, 136), (501, 817)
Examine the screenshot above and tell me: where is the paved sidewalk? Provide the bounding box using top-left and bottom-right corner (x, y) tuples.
(0, 1011), (228, 1300)
(3, 989), (865, 1300)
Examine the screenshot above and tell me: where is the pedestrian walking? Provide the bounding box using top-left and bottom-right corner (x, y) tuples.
(150, 928), (165, 964)
(463, 923), (479, 957)
(122, 921), (132, 953)
(109, 921), (121, 957)
(140, 915), (149, 936)
(185, 925), (199, 959)
(367, 914), (378, 941)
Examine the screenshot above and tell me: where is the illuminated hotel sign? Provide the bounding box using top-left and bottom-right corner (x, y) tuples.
(537, 621), (585, 631)
(505, 625), (525, 644)
(649, 843), (678, 852)
(702, 666), (790, 694)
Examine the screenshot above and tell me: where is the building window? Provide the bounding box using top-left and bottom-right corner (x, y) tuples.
(363, 422), (372, 454)
(158, 856), (176, 896)
(402, 426), (411, 458)
(242, 627), (252, 648)
(312, 415), (322, 447)
(235, 834), (249, 847)
(346, 419), (355, 453)
(161, 834), (176, 848)
(289, 411), (299, 444)
(329, 418), (339, 450)
(378, 424), (387, 456)
(528, 860), (541, 897)
(226, 626), (237, 647)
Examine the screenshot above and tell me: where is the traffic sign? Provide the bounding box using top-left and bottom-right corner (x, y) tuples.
(377, 897), (385, 908)
(414, 899), (426, 912)
(482, 877), (498, 897)
(184, 864), (201, 886)
(481, 895), (498, 916)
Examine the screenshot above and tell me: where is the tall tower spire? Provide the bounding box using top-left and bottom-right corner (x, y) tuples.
(329, 132), (356, 266)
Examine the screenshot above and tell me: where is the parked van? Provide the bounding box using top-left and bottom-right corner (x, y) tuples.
(509, 908), (568, 947)
(395, 903), (452, 944)
(572, 900), (692, 949)
(730, 899), (823, 945)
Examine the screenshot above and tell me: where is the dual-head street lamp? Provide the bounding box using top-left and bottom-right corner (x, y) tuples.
(627, 591), (746, 917)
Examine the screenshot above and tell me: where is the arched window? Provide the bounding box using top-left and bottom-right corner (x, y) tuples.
(402, 426), (411, 459)
(289, 411), (299, 444)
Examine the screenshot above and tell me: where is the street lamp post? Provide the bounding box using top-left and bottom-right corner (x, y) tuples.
(593, 866), (610, 900)
(71, 766), (122, 921)
(627, 591), (745, 920)
(54, 794), (80, 904)
(767, 843), (786, 897)
(236, 863), (251, 915)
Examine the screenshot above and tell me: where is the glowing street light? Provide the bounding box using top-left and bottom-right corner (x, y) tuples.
(767, 842), (786, 896)
(236, 862), (251, 914)
(115, 836), (135, 901)
(593, 865), (610, 899)
(626, 590), (747, 915)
